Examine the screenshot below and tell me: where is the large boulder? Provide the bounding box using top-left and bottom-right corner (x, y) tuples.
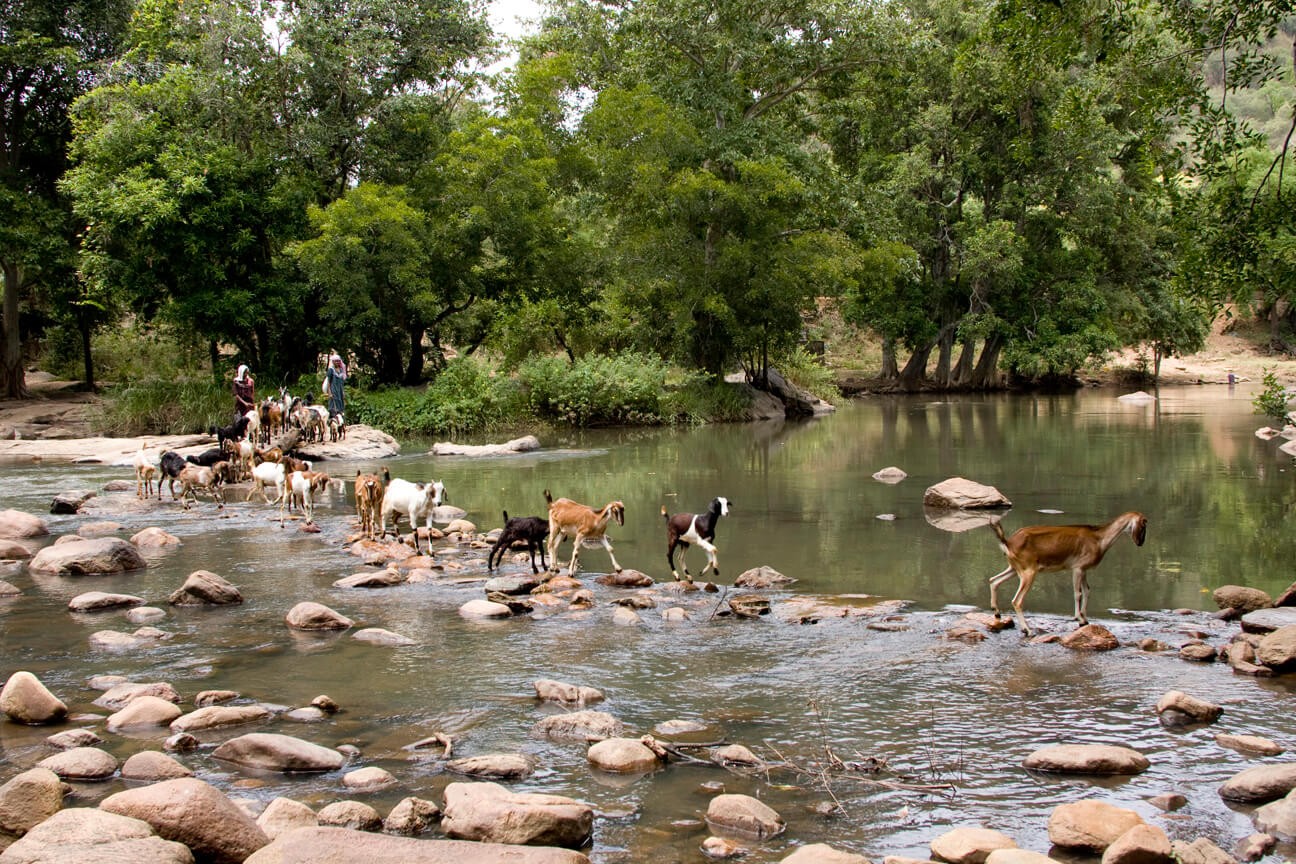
(68, 591), (144, 612)
(99, 777), (269, 864)
(1100, 825), (1173, 864)
(1240, 608), (1296, 634)
(440, 782), (592, 849)
(1218, 763), (1296, 803)
(1254, 788), (1296, 838)
(1257, 626), (1296, 669)
(705, 794), (785, 839)
(586, 738), (660, 774)
(28, 538), (146, 576)
(0, 767), (64, 838)
(1022, 744), (1149, 775)
(1154, 691), (1223, 727)
(532, 710), (625, 742)
(284, 602), (352, 630)
(0, 807), (194, 864)
(36, 747), (118, 781)
(50, 490), (95, 514)
(168, 571), (242, 606)
(0, 509), (48, 539)
(243, 826), (590, 864)
(922, 478), (1011, 509)
(1047, 801), (1144, 851)
(0, 671), (67, 725)
(211, 732), (345, 773)
(1213, 585), (1272, 614)
(106, 696), (183, 732)
(930, 827), (1017, 864)
(120, 751), (194, 782)
(170, 705), (272, 734)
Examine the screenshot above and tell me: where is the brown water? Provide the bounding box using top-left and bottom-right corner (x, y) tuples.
(1, 384), (1294, 861)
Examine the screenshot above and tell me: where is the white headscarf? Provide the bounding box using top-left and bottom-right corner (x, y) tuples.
(328, 354), (347, 380)
(234, 365), (250, 383)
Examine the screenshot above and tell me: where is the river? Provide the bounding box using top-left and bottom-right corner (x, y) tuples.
(0, 384), (1293, 861)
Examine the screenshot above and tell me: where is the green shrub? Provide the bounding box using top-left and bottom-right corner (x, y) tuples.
(44, 322), (207, 386)
(519, 352), (675, 426)
(1253, 367), (1292, 425)
(349, 357), (527, 436)
(774, 346), (841, 402)
(95, 378), (231, 436)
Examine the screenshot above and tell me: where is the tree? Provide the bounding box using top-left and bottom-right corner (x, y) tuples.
(0, 0), (129, 396)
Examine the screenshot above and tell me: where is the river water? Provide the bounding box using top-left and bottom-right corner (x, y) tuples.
(1, 384), (1294, 862)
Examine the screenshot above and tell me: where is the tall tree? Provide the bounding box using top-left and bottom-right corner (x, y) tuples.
(0, 0), (129, 396)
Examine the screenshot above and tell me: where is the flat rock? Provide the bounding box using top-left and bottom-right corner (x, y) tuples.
(872, 467), (907, 484)
(1253, 789), (1296, 838)
(1216, 733), (1283, 757)
(484, 574), (541, 595)
(130, 527), (181, 548)
(0, 807), (194, 864)
(1219, 763), (1296, 803)
(168, 570), (242, 605)
(534, 679), (604, 706)
(0, 767), (64, 838)
(930, 827), (1017, 864)
(447, 754), (535, 780)
(922, 478), (1011, 509)
(705, 793), (785, 839)
(431, 435), (541, 456)
(284, 602), (352, 630)
(1241, 608), (1296, 634)
(100, 777), (269, 864)
(1155, 691), (1223, 726)
(77, 521), (124, 538)
(29, 538), (146, 576)
(1024, 744), (1149, 776)
(532, 710), (625, 742)
(45, 729), (102, 750)
(37, 746), (117, 781)
(50, 490), (96, 514)
(95, 682), (180, 710)
(735, 566), (796, 588)
(341, 767), (397, 790)
(587, 738), (660, 774)
(243, 826), (590, 864)
(211, 732), (345, 773)
(334, 570), (408, 589)
(170, 704), (271, 734)
(458, 599), (513, 619)
(782, 844), (873, 863)
(1059, 624), (1119, 651)
(68, 591), (144, 612)
(1047, 800), (1143, 851)
(352, 627), (415, 646)
(984, 853), (1064, 864)
(1, 671), (67, 725)
(316, 801), (382, 832)
(440, 781), (593, 849)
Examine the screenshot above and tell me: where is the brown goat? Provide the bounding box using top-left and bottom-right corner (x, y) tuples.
(354, 468), (387, 539)
(544, 489), (625, 576)
(988, 511), (1148, 636)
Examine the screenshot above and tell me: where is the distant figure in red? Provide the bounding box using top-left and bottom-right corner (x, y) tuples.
(233, 364), (255, 421)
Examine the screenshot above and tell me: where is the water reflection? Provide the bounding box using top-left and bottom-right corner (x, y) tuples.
(0, 386), (1293, 859)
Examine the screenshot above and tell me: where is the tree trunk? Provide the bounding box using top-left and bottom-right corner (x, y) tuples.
(934, 326), (954, 387)
(897, 341), (933, 391)
(968, 334), (1003, 389)
(0, 262), (27, 398)
(208, 340), (221, 381)
(880, 336), (898, 380)
(78, 308), (95, 390)
(404, 327), (425, 385)
(951, 338), (974, 387)
(1153, 344), (1162, 380)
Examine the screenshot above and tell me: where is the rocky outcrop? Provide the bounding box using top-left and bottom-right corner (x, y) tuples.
(1023, 744), (1149, 775)
(28, 538), (146, 575)
(0, 807), (194, 864)
(211, 732), (345, 773)
(705, 794), (785, 839)
(0, 671), (67, 725)
(440, 782), (593, 848)
(431, 435), (541, 456)
(923, 478), (1011, 510)
(168, 571), (242, 606)
(243, 827), (591, 864)
(99, 777), (269, 864)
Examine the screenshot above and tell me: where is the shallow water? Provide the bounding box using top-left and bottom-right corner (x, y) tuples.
(1, 384), (1294, 861)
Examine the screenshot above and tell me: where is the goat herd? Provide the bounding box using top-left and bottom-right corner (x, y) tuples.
(128, 416), (734, 583)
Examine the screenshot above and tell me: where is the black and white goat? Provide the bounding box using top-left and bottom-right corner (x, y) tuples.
(662, 496), (730, 582)
(487, 511), (549, 574)
(158, 451), (188, 500)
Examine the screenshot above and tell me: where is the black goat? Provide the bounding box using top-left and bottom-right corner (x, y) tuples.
(663, 496), (730, 582)
(209, 414), (250, 449)
(487, 511), (550, 574)
(186, 448), (226, 468)
(158, 451), (188, 500)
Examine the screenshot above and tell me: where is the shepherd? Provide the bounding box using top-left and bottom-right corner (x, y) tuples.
(324, 351), (347, 419)
(232, 364), (255, 422)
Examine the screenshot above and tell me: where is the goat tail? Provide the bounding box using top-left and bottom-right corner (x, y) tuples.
(989, 519), (1009, 547)
(544, 489), (554, 506)
(661, 505), (669, 521)
(502, 510), (509, 524)
(381, 466), (391, 486)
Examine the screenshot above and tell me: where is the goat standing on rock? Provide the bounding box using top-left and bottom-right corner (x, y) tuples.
(380, 477), (446, 554)
(663, 496), (729, 582)
(988, 511), (1148, 637)
(545, 490), (624, 576)
(488, 512), (549, 574)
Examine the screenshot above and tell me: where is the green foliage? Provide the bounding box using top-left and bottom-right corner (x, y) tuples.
(349, 356), (527, 436)
(96, 377), (229, 436)
(774, 347), (841, 403)
(519, 352), (676, 426)
(1253, 368), (1292, 425)
(43, 321), (207, 385)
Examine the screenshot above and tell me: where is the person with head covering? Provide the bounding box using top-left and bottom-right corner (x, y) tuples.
(232, 364), (255, 420)
(324, 352), (347, 419)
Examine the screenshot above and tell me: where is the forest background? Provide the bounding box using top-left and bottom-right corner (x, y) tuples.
(3, 0), (1295, 436)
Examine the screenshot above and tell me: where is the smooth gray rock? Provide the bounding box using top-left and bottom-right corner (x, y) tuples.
(211, 733), (345, 773)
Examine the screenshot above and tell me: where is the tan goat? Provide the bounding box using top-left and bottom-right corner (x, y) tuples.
(544, 489), (625, 576)
(354, 468), (388, 540)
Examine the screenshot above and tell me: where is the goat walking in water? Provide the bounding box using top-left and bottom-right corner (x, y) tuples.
(544, 490), (625, 576)
(663, 496), (729, 582)
(988, 511), (1148, 637)
(488, 512), (549, 574)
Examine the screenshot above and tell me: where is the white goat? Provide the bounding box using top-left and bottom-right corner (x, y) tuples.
(132, 444), (160, 500)
(285, 470), (330, 523)
(379, 477), (446, 553)
(249, 461), (287, 505)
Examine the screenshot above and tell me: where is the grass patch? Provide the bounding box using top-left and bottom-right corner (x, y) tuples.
(95, 378), (230, 436)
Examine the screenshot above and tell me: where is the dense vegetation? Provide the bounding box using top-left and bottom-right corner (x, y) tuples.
(3, 0), (1295, 431)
